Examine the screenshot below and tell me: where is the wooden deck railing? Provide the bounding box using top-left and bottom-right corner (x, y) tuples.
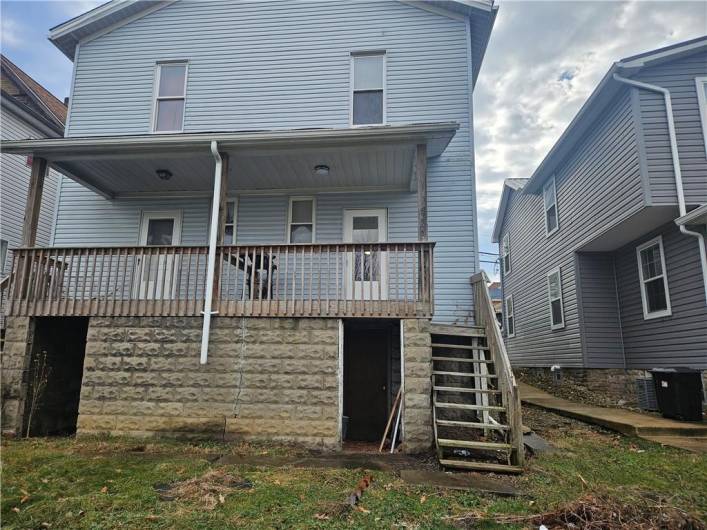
(471, 271), (524, 468)
(6, 242), (434, 319)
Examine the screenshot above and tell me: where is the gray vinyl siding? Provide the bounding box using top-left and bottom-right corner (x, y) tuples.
(57, 0), (479, 323)
(576, 253), (624, 368)
(614, 221), (707, 369)
(0, 107), (59, 277)
(634, 49), (707, 206)
(499, 88), (643, 367)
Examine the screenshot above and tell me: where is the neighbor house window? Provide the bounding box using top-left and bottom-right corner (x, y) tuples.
(153, 62), (187, 132)
(695, 77), (707, 157)
(636, 235), (671, 319)
(351, 52), (385, 125)
(0, 239), (8, 274)
(505, 295), (515, 338)
(543, 177), (558, 236)
(502, 233), (511, 275)
(547, 267), (565, 329)
(288, 197), (315, 243)
(223, 199), (237, 245)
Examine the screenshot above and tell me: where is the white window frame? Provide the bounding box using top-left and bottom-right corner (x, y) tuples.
(287, 196), (316, 244)
(350, 51), (387, 127)
(223, 197), (238, 245)
(695, 77), (707, 158)
(502, 232), (511, 276)
(547, 267), (565, 330)
(152, 61), (188, 134)
(543, 176), (559, 237)
(636, 235), (672, 320)
(504, 294), (515, 338)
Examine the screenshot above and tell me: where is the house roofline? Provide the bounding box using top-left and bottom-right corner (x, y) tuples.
(491, 178), (528, 243)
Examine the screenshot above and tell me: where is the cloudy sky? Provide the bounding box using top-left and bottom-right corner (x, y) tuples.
(1, 0), (706, 274)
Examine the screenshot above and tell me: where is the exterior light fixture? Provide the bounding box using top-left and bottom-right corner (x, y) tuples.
(156, 169), (173, 181)
(313, 164), (330, 176)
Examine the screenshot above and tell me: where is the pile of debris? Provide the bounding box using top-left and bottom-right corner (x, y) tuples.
(155, 469), (252, 510)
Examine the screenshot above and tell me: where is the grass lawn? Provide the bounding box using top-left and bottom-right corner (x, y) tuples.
(2, 408), (705, 529)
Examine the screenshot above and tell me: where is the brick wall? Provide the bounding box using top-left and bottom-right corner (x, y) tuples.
(79, 316), (340, 448)
(402, 319), (433, 452)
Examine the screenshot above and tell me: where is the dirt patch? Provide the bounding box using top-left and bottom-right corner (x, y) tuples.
(156, 468), (253, 510)
(448, 492), (706, 529)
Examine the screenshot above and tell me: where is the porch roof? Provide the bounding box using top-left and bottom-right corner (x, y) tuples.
(2, 122), (458, 198)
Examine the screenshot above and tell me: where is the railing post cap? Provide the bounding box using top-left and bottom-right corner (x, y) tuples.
(470, 271), (489, 284)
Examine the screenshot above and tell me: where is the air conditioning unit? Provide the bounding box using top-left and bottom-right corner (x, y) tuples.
(635, 377), (658, 411)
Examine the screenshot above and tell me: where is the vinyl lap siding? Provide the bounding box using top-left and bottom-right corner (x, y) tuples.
(60, 0), (478, 323)
(499, 89), (643, 367)
(634, 50), (707, 205)
(0, 107), (59, 277)
(614, 221), (707, 369)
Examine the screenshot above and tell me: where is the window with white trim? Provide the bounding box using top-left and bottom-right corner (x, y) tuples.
(223, 199), (237, 245)
(288, 197), (315, 243)
(502, 232), (511, 275)
(547, 268), (565, 329)
(636, 236), (672, 319)
(0, 239), (8, 274)
(695, 77), (707, 157)
(543, 177), (559, 236)
(153, 62), (187, 133)
(351, 53), (385, 126)
(505, 295), (515, 338)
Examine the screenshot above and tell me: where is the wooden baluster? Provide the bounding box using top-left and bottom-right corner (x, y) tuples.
(267, 246), (273, 316)
(282, 246), (288, 316)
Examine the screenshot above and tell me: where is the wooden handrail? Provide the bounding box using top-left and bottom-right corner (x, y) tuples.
(470, 271), (524, 467)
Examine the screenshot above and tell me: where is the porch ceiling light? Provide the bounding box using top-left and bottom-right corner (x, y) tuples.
(156, 168), (173, 181)
(313, 164), (330, 176)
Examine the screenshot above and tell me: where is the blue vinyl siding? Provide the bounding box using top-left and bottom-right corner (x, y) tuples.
(55, 0), (480, 323)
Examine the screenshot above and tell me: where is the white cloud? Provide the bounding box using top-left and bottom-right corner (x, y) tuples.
(474, 0), (707, 261)
(1, 15), (24, 48)
(52, 0), (105, 18)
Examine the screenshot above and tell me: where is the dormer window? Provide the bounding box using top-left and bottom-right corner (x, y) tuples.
(351, 52), (385, 126)
(153, 62), (187, 133)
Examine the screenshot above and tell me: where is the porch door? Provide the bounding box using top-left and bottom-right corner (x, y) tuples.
(137, 211), (182, 299)
(344, 209), (387, 300)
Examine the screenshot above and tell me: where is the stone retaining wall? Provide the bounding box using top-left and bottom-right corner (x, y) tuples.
(401, 319), (433, 452)
(1, 317), (32, 435)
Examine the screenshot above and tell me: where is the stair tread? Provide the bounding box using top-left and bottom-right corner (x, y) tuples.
(434, 402), (505, 411)
(434, 386), (501, 394)
(432, 343), (490, 350)
(430, 324), (486, 337)
(436, 419), (509, 430)
(438, 438), (512, 450)
(433, 371), (498, 378)
(439, 459), (522, 474)
(432, 357), (494, 363)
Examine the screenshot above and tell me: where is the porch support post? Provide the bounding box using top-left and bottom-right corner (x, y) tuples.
(212, 152), (230, 300)
(416, 144), (428, 241)
(22, 156), (48, 247)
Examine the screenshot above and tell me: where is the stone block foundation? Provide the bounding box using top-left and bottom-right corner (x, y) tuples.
(401, 319), (433, 453)
(1, 317), (32, 435)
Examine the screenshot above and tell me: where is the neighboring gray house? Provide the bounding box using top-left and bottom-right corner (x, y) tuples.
(1, 0), (525, 472)
(492, 38), (707, 395)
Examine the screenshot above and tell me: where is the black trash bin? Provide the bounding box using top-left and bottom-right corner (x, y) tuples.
(651, 368), (704, 422)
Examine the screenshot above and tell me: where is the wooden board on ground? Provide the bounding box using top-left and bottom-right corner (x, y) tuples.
(399, 469), (518, 496)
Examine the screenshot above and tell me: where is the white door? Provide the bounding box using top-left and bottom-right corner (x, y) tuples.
(137, 211), (182, 299)
(344, 209), (387, 300)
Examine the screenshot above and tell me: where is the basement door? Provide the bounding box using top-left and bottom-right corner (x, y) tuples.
(136, 211), (182, 299)
(343, 209), (388, 300)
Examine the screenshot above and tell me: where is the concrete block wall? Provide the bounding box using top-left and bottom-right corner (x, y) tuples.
(1, 317), (32, 435)
(401, 319), (433, 452)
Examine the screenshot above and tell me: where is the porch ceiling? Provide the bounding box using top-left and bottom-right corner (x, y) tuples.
(2, 123), (458, 198)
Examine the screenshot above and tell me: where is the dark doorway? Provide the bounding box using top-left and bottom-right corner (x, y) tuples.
(343, 319), (398, 442)
(24, 317), (89, 436)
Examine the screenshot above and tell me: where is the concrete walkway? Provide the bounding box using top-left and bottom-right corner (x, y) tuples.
(519, 382), (707, 453)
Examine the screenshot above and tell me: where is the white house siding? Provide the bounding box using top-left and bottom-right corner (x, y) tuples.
(498, 88), (644, 368)
(57, 0), (479, 323)
(0, 107), (59, 277)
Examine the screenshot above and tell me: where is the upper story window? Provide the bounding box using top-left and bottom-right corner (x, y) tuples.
(153, 62), (187, 133)
(543, 176), (559, 236)
(288, 197), (315, 243)
(504, 294), (515, 338)
(636, 235), (672, 319)
(547, 267), (565, 329)
(351, 52), (385, 126)
(695, 77), (707, 157)
(502, 233), (511, 275)
(223, 199), (237, 245)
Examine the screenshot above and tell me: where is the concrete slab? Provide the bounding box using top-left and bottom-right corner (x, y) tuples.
(641, 436), (707, 454)
(523, 432), (556, 454)
(519, 382), (707, 452)
(400, 469), (518, 496)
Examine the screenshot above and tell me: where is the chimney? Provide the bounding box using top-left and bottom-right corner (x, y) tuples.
(63, 97), (69, 106)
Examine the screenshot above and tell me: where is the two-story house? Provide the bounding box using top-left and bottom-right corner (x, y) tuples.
(1, 1), (525, 472)
(492, 37), (707, 403)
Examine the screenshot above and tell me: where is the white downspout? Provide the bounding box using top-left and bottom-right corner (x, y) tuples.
(613, 73), (707, 303)
(200, 140), (223, 364)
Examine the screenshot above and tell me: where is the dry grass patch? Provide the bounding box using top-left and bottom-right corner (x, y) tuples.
(157, 468), (253, 510)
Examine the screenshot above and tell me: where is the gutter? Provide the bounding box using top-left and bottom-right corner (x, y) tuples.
(613, 74), (707, 304)
(200, 140), (222, 364)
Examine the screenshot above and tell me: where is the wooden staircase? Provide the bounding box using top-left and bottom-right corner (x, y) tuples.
(430, 274), (524, 473)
